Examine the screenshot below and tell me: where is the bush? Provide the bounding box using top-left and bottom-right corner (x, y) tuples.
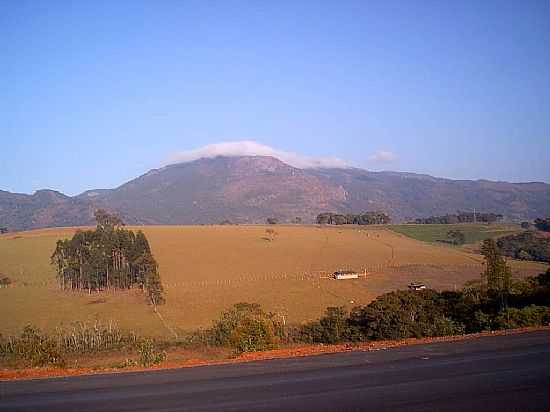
(447, 230), (466, 245)
(472, 310), (493, 332)
(208, 303), (280, 353)
(297, 307), (350, 344)
(348, 290), (464, 340)
(0, 325), (65, 367)
(494, 305), (550, 330)
(137, 339), (166, 367)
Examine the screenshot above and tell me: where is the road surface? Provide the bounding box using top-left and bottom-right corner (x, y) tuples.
(2, 330), (550, 411)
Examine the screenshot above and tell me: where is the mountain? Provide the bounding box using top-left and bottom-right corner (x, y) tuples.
(2, 156), (550, 231)
(0, 189), (96, 231)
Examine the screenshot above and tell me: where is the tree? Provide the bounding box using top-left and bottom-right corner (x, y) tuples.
(447, 230), (465, 245)
(319, 307), (349, 343)
(94, 209), (123, 230)
(315, 211), (391, 225)
(497, 232), (550, 263)
(51, 212), (164, 305)
(480, 239), (512, 309)
(347, 290), (464, 340)
(265, 228), (277, 241)
(534, 218), (550, 232)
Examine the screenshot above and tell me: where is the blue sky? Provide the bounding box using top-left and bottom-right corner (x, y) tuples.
(2, 0), (549, 195)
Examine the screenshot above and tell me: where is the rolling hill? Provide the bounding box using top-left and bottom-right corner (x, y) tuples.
(2, 156), (550, 230)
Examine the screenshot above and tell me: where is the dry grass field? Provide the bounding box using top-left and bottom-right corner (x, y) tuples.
(1, 225), (547, 338)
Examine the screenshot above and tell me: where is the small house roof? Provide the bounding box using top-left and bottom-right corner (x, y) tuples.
(333, 270), (357, 275)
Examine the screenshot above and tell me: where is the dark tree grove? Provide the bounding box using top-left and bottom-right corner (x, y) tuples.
(534, 217), (550, 232)
(51, 210), (164, 305)
(316, 211), (391, 225)
(497, 231), (550, 263)
(413, 211), (502, 224)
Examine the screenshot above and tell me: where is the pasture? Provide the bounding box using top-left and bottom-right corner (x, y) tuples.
(0, 225), (547, 337)
(388, 223), (520, 244)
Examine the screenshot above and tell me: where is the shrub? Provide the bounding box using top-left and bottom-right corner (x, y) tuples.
(536, 269), (550, 288)
(137, 339), (166, 367)
(208, 303), (280, 353)
(296, 307), (351, 344)
(264, 228), (278, 241)
(494, 305), (550, 330)
(348, 290), (463, 340)
(472, 310), (493, 332)
(55, 321), (135, 353)
(0, 325), (65, 367)
(447, 230), (466, 245)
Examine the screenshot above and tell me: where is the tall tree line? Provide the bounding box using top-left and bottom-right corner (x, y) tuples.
(413, 211), (502, 224)
(316, 211), (391, 225)
(51, 210), (164, 305)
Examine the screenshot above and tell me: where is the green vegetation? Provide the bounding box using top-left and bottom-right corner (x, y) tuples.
(56, 321), (136, 353)
(292, 254), (549, 344)
(389, 223), (518, 245)
(481, 239), (512, 309)
(51, 210), (164, 305)
(205, 303), (281, 353)
(413, 212), (502, 224)
(316, 211), (391, 225)
(137, 339), (166, 366)
(497, 231), (550, 263)
(0, 325), (65, 367)
(447, 230), (465, 245)
(0, 321), (163, 368)
(535, 218), (550, 232)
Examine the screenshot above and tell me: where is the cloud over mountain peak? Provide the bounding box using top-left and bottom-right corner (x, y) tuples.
(166, 141), (348, 169)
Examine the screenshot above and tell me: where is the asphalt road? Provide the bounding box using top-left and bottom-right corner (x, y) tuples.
(2, 331), (550, 412)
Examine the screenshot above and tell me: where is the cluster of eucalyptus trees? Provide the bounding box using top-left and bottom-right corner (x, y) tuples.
(316, 211), (391, 225)
(51, 210), (164, 305)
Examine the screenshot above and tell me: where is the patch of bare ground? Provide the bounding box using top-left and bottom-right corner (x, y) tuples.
(2, 326), (549, 382)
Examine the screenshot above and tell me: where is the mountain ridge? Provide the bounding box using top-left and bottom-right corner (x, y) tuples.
(2, 156), (550, 231)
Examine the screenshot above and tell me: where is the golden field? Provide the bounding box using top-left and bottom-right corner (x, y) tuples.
(0, 225), (547, 337)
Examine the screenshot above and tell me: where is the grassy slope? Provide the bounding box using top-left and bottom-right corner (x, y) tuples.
(0, 225), (546, 337)
(388, 223), (520, 244)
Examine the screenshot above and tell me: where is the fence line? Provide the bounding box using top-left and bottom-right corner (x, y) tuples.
(1, 262), (490, 290)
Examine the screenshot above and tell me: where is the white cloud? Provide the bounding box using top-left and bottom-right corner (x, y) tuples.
(165, 141), (348, 169)
(368, 150), (398, 163)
